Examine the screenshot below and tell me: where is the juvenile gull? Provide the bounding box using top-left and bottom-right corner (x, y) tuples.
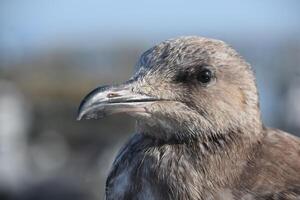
(77, 36), (300, 200)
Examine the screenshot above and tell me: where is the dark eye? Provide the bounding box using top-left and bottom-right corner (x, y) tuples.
(197, 69), (213, 84)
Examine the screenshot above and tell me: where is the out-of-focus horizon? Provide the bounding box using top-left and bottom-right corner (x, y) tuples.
(0, 0), (300, 199)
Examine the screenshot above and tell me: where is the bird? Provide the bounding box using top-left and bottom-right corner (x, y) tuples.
(77, 36), (300, 200)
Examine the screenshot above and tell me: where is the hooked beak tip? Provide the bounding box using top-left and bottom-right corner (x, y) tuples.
(76, 108), (86, 121)
(76, 102), (87, 121)
(76, 115), (82, 121)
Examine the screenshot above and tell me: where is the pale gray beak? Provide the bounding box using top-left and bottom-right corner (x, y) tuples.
(77, 84), (159, 120)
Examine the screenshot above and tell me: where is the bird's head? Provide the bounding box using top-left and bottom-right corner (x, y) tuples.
(78, 36), (262, 141)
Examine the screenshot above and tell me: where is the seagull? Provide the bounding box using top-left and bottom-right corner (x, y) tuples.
(77, 36), (300, 200)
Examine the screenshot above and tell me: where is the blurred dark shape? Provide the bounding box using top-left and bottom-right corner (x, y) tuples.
(17, 178), (91, 200)
(285, 78), (300, 133)
(0, 177), (91, 200)
(0, 186), (14, 200)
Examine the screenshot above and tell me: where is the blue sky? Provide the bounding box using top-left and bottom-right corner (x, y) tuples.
(1, 0), (300, 53)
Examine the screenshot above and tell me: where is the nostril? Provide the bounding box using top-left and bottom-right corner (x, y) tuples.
(107, 93), (120, 98)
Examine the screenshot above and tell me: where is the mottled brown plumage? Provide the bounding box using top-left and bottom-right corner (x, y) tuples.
(78, 36), (300, 200)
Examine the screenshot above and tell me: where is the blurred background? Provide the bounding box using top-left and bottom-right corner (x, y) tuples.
(0, 0), (300, 199)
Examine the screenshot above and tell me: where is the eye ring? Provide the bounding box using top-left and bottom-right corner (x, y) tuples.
(197, 68), (214, 85)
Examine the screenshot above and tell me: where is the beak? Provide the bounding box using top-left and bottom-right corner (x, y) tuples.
(77, 84), (159, 120)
